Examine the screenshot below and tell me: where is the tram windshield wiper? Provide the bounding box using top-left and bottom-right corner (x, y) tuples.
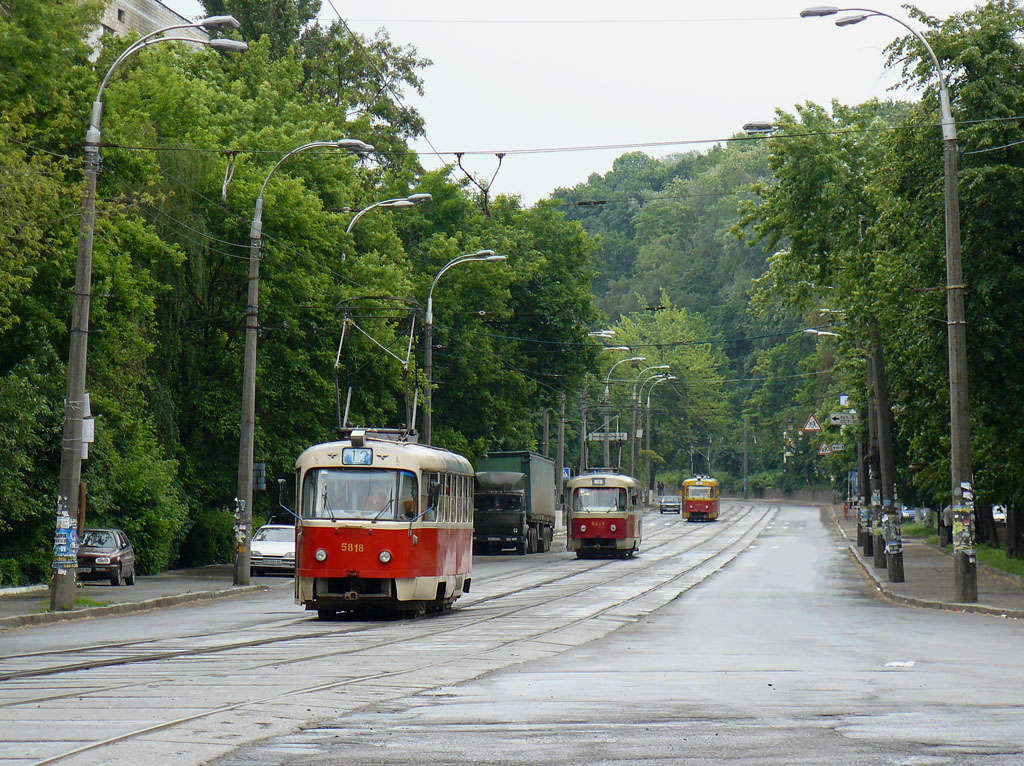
(371, 491), (395, 523)
(320, 485), (337, 520)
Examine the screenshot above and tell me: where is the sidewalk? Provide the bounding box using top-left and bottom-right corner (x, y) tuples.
(0, 565), (276, 631)
(830, 505), (1024, 619)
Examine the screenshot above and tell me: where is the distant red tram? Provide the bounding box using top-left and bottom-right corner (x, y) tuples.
(566, 471), (643, 558)
(682, 475), (720, 521)
(293, 430), (474, 617)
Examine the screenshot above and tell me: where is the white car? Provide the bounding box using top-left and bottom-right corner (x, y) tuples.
(250, 524), (295, 575)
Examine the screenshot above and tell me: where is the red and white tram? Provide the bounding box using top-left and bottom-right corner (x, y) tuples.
(566, 471), (643, 558)
(682, 475), (720, 521)
(294, 429), (474, 617)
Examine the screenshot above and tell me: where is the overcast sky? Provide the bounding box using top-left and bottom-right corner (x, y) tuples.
(166, 1), (982, 203)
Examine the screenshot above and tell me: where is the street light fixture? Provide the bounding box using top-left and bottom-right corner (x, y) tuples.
(602, 355), (645, 466)
(629, 367), (670, 475)
(51, 16), (247, 611)
(801, 5), (975, 601)
(341, 193), (433, 259)
(423, 250), (507, 445)
(803, 328), (841, 337)
(644, 375), (677, 488)
(234, 137), (373, 586)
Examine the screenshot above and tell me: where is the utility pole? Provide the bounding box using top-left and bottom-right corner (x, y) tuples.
(542, 408), (550, 458)
(743, 415), (749, 500)
(556, 393), (566, 515)
(866, 355), (886, 569)
(579, 388), (588, 474)
(871, 318), (904, 582)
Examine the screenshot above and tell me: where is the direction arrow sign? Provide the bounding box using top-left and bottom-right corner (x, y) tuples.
(817, 442), (833, 456)
(829, 412), (859, 427)
(803, 414), (822, 433)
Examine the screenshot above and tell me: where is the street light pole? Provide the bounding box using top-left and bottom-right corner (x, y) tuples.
(234, 138), (373, 587)
(423, 250), (506, 446)
(51, 16), (247, 611)
(603, 355), (644, 468)
(629, 367), (669, 475)
(645, 376), (676, 490)
(801, 5), (976, 600)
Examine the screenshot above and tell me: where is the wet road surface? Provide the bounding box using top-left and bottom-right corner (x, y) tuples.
(216, 503), (1024, 766)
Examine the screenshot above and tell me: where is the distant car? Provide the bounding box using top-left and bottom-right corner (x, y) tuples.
(659, 495), (682, 514)
(250, 524), (295, 575)
(993, 505), (1007, 524)
(77, 528), (136, 586)
(899, 506), (916, 521)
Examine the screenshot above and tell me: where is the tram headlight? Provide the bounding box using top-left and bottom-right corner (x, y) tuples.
(378, 550), (392, 564)
(579, 524), (587, 533)
(610, 524), (617, 532)
(314, 548), (328, 562)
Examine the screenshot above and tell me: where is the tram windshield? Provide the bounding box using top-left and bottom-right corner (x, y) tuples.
(686, 485), (713, 499)
(573, 487), (626, 512)
(301, 468), (418, 521)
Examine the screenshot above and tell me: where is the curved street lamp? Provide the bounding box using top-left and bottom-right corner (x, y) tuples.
(234, 137), (374, 586)
(341, 193), (433, 260)
(629, 368), (669, 475)
(645, 375), (677, 490)
(52, 16), (247, 611)
(602, 355), (644, 467)
(801, 5), (974, 601)
(423, 250), (507, 445)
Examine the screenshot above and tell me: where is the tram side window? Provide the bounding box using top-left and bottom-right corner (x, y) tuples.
(398, 471), (418, 519)
(422, 472), (438, 522)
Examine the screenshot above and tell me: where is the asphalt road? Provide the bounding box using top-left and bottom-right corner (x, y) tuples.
(4, 501), (1022, 765)
(215, 503), (1024, 766)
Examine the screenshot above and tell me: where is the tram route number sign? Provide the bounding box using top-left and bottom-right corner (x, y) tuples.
(829, 412), (859, 427)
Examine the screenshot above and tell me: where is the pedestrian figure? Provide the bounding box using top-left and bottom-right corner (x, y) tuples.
(941, 504), (953, 547)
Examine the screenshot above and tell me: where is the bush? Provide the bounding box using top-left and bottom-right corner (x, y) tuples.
(175, 506), (235, 568)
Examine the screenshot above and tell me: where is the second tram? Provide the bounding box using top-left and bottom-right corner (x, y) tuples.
(566, 471), (643, 558)
(682, 475), (720, 521)
(293, 429), (474, 617)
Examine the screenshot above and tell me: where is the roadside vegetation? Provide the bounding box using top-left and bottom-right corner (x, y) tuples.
(2, 1), (1024, 584)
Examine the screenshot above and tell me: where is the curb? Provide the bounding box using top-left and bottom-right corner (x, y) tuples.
(0, 584), (268, 631)
(828, 504), (1024, 620)
(842, 544), (1024, 619)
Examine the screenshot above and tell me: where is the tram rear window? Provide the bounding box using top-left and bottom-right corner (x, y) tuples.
(573, 487), (625, 512)
(301, 468), (418, 521)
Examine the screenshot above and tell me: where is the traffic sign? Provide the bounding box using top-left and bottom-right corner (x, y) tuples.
(803, 414), (822, 433)
(817, 442), (833, 456)
(831, 443), (846, 452)
(829, 412), (858, 427)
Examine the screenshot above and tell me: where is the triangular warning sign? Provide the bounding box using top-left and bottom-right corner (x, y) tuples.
(817, 442), (833, 456)
(803, 414), (822, 433)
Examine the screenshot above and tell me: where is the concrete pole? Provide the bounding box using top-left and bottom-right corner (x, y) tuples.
(232, 202), (264, 586)
(542, 409), (550, 458)
(51, 127), (101, 611)
(944, 131), (977, 602)
(579, 388), (588, 473)
(871, 318), (904, 582)
(423, 314), (433, 445)
(742, 415), (749, 500)
(556, 393), (566, 512)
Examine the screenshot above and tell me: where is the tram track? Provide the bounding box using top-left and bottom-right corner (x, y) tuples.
(4, 500), (777, 766)
(0, 502), (759, 686)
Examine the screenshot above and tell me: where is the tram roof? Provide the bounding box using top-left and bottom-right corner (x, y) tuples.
(297, 432), (473, 474)
(566, 471), (642, 489)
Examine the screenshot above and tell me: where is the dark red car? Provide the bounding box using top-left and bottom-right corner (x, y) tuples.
(77, 528), (136, 586)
